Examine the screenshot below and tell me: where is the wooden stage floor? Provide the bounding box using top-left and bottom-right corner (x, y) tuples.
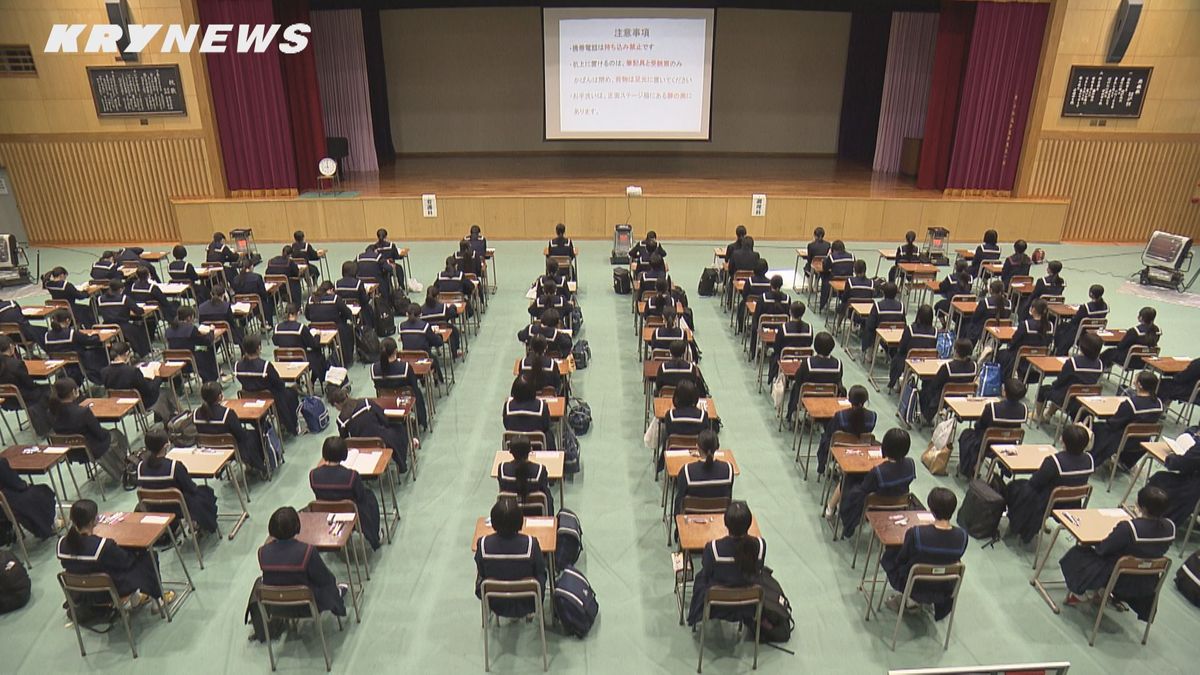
(335, 155), (934, 198)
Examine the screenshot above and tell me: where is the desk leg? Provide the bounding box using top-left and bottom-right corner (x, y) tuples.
(224, 460), (251, 540)
(158, 526), (195, 622)
(859, 533), (880, 621)
(1118, 455), (1150, 509)
(1030, 525), (1064, 614)
(52, 463), (71, 522)
(341, 546), (362, 623)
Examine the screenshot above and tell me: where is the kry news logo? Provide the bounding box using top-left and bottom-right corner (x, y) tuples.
(44, 24), (311, 54)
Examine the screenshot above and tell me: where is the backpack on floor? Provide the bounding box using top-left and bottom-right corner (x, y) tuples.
(898, 374), (920, 427)
(556, 508), (584, 567)
(613, 268), (632, 295)
(569, 306), (584, 333)
(572, 340), (591, 370)
(957, 477), (1005, 541)
(936, 331), (955, 359)
(264, 423), (284, 470)
(563, 429), (581, 475)
(375, 299), (396, 338)
(0, 550), (31, 615)
(356, 325), (381, 364)
(697, 268), (718, 297)
(167, 410), (197, 448)
(96, 429), (130, 483)
(300, 395), (329, 433)
(1176, 550), (1200, 608)
(749, 566), (794, 643)
(567, 398), (592, 435)
(121, 449), (149, 491)
(553, 566), (598, 638)
(976, 361), (1002, 397)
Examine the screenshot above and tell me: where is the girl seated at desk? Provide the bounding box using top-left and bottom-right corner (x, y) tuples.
(497, 435), (554, 515)
(58, 499), (167, 609)
(833, 428), (917, 539)
(687, 501), (765, 627)
(310, 437), (381, 551)
(136, 429), (218, 536)
(1005, 424), (1094, 544)
(881, 487), (968, 617)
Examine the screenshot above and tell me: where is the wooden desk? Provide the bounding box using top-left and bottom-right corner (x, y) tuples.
(21, 305), (55, 319)
(860, 510), (935, 620)
(801, 396), (851, 421)
(511, 358), (572, 377)
(296, 510), (364, 621)
(1, 444), (72, 518)
(1144, 357), (1191, 376)
(1027, 355), (1068, 402)
(990, 444), (1057, 476)
(336, 443), (401, 543)
(946, 396), (1000, 422)
(94, 510), (193, 619)
(273, 361), (311, 394)
(1118, 441), (1182, 509)
(674, 513), (762, 622)
(1032, 508), (1131, 613)
(982, 261), (1003, 275)
(80, 328), (119, 344)
(81, 397), (138, 423)
(866, 328), (905, 390)
(168, 447), (250, 540)
(1076, 395), (1126, 420)
(906, 357), (948, 379)
(955, 248), (975, 261)
(898, 262), (938, 277)
(987, 325), (1016, 342)
(24, 359), (65, 378)
(653, 396), (719, 421)
(1047, 303), (1075, 319)
(1091, 328), (1126, 345)
(951, 300), (977, 315)
(224, 398), (274, 421)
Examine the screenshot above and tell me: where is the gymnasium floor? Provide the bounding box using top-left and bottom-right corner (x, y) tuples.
(2, 238), (1197, 674)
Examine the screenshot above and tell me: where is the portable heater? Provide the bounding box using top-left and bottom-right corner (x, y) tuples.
(0, 234), (31, 287)
(230, 228), (262, 266)
(1138, 230), (1195, 292)
(611, 224), (633, 264)
(922, 227), (950, 265)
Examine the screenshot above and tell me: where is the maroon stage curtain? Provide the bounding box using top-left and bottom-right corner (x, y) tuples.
(945, 2), (1048, 194)
(275, 0), (326, 192)
(836, 11), (892, 165)
(916, 1), (976, 191)
(197, 0), (298, 193)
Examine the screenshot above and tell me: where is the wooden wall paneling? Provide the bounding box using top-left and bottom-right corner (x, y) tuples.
(644, 198), (688, 239)
(400, 198), (444, 240)
(207, 200), (250, 237)
(685, 198), (732, 240)
(359, 199), (401, 242)
(606, 197), (646, 236)
(288, 200), (332, 242)
(563, 197), (607, 238)
(956, 201), (999, 243)
(476, 198), (522, 240)
(243, 201), (291, 242)
(725, 198), (764, 240)
(523, 198), (567, 239)
(763, 198), (806, 240)
(175, 203), (215, 243)
(806, 200), (847, 241)
(879, 200), (923, 241)
(992, 202), (1036, 242)
(843, 200), (886, 241)
(919, 201), (963, 240)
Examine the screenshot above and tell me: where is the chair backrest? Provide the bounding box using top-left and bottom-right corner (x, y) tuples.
(238, 389), (275, 401)
(759, 314), (788, 328)
(799, 383), (838, 398)
(0, 384), (24, 409)
(1015, 345), (1049, 359)
(906, 562), (965, 590)
(1111, 555), (1171, 580)
(345, 437), (387, 450)
(254, 582), (319, 609)
(950, 294), (976, 304)
(649, 348), (672, 361)
(941, 383), (977, 401)
(657, 385), (676, 400)
(48, 434), (90, 461)
(502, 431), (546, 452)
(163, 349), (199, 374)
(398, 350), (429, 364)
(197, 433), (238, 449)
(982, 427), (1025, 449)
(779, 346), (813, 361)
(1121, 423), (1162, 445)
(375, 385), (415, 399)
(1125, 345), (1160, 369)
(498, 491), (548, 516)
(682, 495), (731, 514)
(274, 347), (306, 362)
(665, 434), (700, 450)
(1048, 484), (1093, 510)
(1073, 317), (1106, 345)
(480, 578), (542, 602)
(306, 499), (358, 517)
(865, 492), (912, 511)
(906, 348), (938, 360)
(644, 315), (665, 329)
(1009, 275), (1034, 288)
(1065, 383), (1103, 404)
(59, 571), (120, 598)
(831, 431), (874, 446)
(706, 585), (764, 609)
(137, 488), (190, 522)
(94, 323), (125, 340)
(108, 388), (146, 414)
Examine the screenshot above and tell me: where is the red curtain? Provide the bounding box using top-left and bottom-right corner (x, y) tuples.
(945, 2), (1048, 194)
(916, 1), (976, 191)
(275, 0), (326, 192)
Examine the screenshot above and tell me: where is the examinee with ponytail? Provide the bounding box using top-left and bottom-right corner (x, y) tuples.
(137, 428), (218, 535)
(58, 499), (168, 608)
(687, 500), (765, 626)
(371, 337), (428, 430)
(43, 308), (105, 385)
(48, 377), (116, 472)
(996, 298), (1053, 379)
(497, 435), (554, 514)
(673, 429), (733, 517)
(815, 384), (876, 477)
(164, 305), (220, 383)
(516, 336), (561, 395)
(193, 381), (269, 479)
(310, 437), (381, 550)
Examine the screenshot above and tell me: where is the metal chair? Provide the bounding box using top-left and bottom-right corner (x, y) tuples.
(502, 431), (547, 452)
(1088, 556), (1171, 646)
(59, 571), (140, 658)
(973, 427), (1026, 480)
(697, 585), (763, 673)
(252, 581), (343, 672)
(1067, 317), (1106, 355)
(107, 389), (151, 434)
(499, 490), (549, 517)
(273, 347), (307, 363)
(197, 432), (256, 487)
(1031, 485), (1093, 569)
(49, 433), (108, 501)
(480, 578), (546, 672)
(1110, 345), (1160, 387)
(136, 487), (210, 569)
(851, 492), (914, 568)
(1052, 384), (1103, 441)
(0, 491), (32, 566)
(890, 562), (966, 650)
(1011, 345), (1050, 382)
(0, 383), (33, 444)
(1105, 423), (1162, 492)
(264, 274), (293, 306)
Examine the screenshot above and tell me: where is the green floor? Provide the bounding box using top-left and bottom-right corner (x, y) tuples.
(2, 238), (1198, 674)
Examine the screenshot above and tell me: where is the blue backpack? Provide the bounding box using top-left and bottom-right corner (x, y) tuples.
(300, 395), (329, 433)
(898, 374), (920, 427)
(553, 566), (598, 638)
(563, 429), (580, 475)
(556, 508), (583, 567)
(977, 361), (1002, 397)
(264, 423), (283, 470)
(936, 331), (955, 359)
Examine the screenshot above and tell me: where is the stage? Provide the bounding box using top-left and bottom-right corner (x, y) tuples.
(172, 154), (1069, 245)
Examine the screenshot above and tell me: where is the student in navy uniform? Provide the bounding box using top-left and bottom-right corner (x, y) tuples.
(464, 224), (488, 258)
(328, 388), (409, 474)
(1036, 332), (1103, 423)
(235, 336), (300, 437)
(725, 225), (747, 262)
(804, 227), (830, 274)
(310, 437), (381, 551)
(194, 382), (269, 479)
(749, 275), (788, 358)
(165, 306), (220, 384)
(48, 378), (113, 468)
(516, 308), (571, 358)
(1005, 424), (1095, 543)
(372, 338), (429, 430)
(306, 282), (355, 368)
(434, 256), (475, 301)
(421, 286), (461, 356)
(266, 246), (303, 306)
(1020, 259), (1065, 319)
(230, 259), (274, 325)
(649, 306), (692, 359)
(642, 278), (673, 321)
(90, 250), (122, 282)
(274, 303), (328, 382)
(995, 298), (1052, 379)
(529, 282), (568, 322)
(258, 506), (347, 617)
(43, 266), (96, 327)
(1000, 239), (1032, 287)
(43, 309), (105, 385)
(206, 232), (241, 275)
(1148, 429), (1200, 529)
(665, 379), (713, 439)
(0, 454), (57, 540)
(934, 261), (972, 321)
(117, 246), (159, 282)
(631, 230), (666, 265)
(656, 340), (707, 396)
(504, 376), (554, 449)
(130, 266), (179, 326)
(957, 378), (1028, 479)
(335, 261), (376, 330)
(457, 241), (484, 280)
(291, 230), (321, 283)
(964, 279), (1009, 344)
(673, 429), (733, 517)
(920, 338), (977, 424)
(0, 297), (47, 348)
(881, 487), (968, 618)
(168, 245), (210, 304)
(819, 240), (856, 311)
(839, 260), (876, 323)
(137, 429), (218, 535)
(728, 235), (761, 286)
(1060, 485), (1174, 619)
(516, 336), (562, 396)
(371, 228), (405, 289)
(1053, 284), (1108, 356)
(498, 435), (554, 514)
(1091, 371), (1164, 470)
(474, 497), (546, 618)
(356, 246), (394, 302)
(1158, 356), (1200, 406)
(0, 336), (51, 435)
(59, 499), (165, 606)
(398, 302), (446, 381)
(97, 279), (149, 358)
(686, 500), (765, 626)
(768, 301), (813, 383)
(968, 228), (1002, 278)
(861, 281), (905, 354)
(888, 230), (921, 283)
(1101, 306), (1160, 370)
(786, 332), (845, 422)
(101, 341), (174, 423)
(834, 428), (917, 539)
(889, 305), (938, 391)
(548, 223), (576, 260)
(198, 284), (244, 346)
(816, 384), (876, 476)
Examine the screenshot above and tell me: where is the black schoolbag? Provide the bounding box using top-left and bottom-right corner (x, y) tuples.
(553, 566), (598, 638)
(356, 325), (382, 363)
(167, 411), (197, 448)
(1176, 550), (1200, 608)
(697, 268), (718, 297)
(957, 477), (1006, 541)
(375, 298), (397, 338)
(556, 508), (583, 567)
(567, 398), (592, 435)
(750, 566), (794, 643)
(0, 550), (31, 615)
(121, 449), (149, 491)
(563, 429), (581, 475)
(613, 268), (631, 295)
(572, 340), (591, 370)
